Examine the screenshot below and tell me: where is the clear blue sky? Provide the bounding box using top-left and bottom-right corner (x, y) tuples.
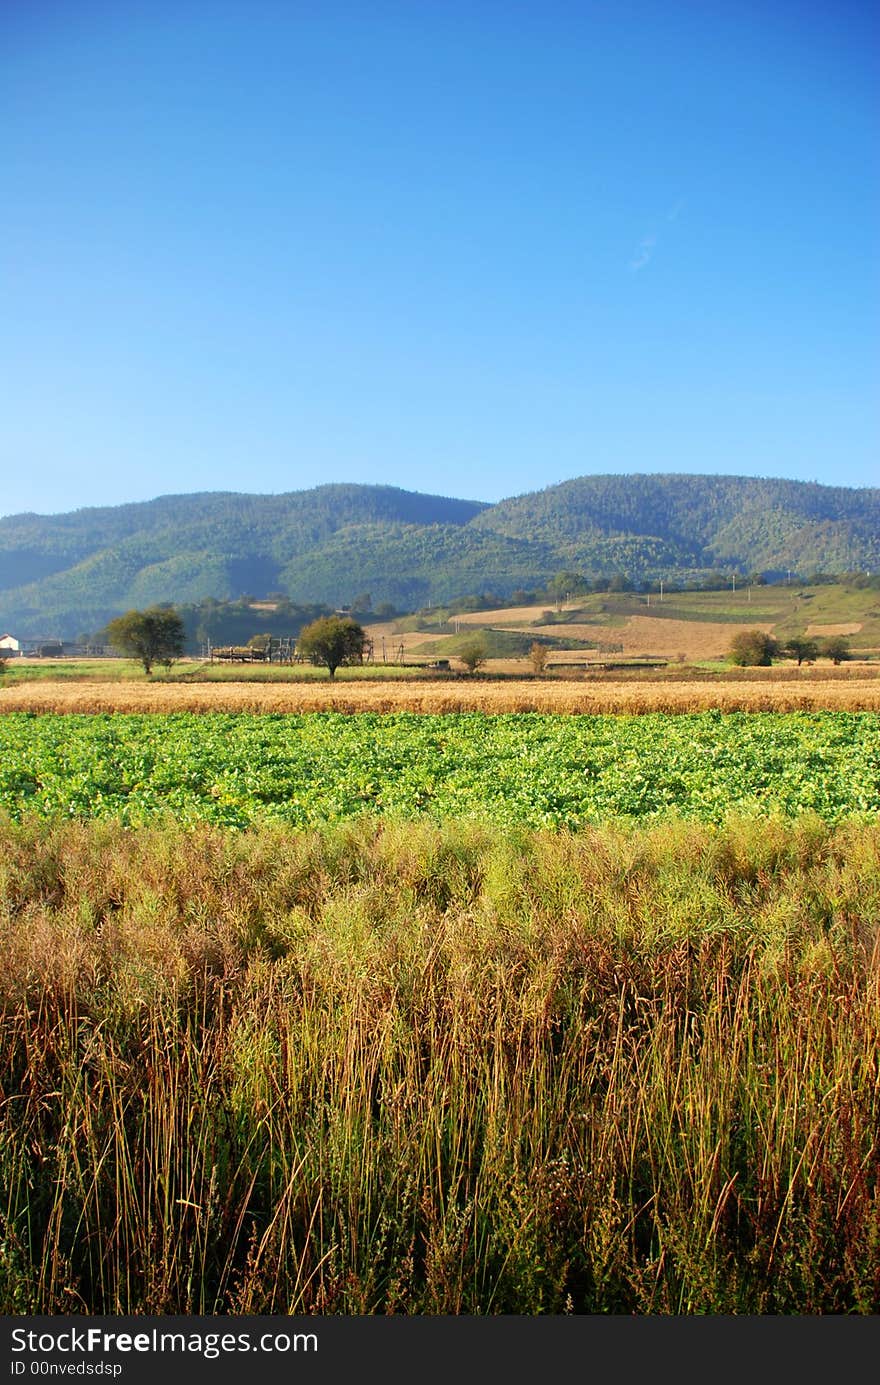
(2, 0), (877, 517)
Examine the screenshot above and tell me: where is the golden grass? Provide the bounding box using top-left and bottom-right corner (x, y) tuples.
(426, 603), (788, 661)
(470, 614), (779, 661)
(3, 673), (880, 715)
(806, 622), (864, 636)
(2, 814), (879, 1313)
(452, 602), (578, 625)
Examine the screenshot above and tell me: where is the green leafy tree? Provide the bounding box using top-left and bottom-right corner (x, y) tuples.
(728, 630), (780, 667)
(458, 637), (488, 674)
(783, 637), (818, 666)
(821, 635), (850, 665)
(104, 608), (186, 675)
(297, 615), (367, 678)
(548, 570), (587, 609)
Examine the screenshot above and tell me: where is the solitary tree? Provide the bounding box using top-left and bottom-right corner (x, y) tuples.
(458, 637), (488, 674)
(728, 630), (780, 667)
(297, 615), (367, 678)
(783, 637), (819, 666)
(104, 608), (186, 675)
(529, 641), (549, 674)
(821, 635), (850, 665)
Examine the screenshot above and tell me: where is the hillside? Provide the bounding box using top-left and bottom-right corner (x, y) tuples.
(471, 474), (880, 574)
(390, 580), (880, 666)
(1, 474), (877, 639)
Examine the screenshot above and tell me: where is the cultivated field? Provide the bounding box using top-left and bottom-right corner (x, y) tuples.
(464, 614), (777, 661)
(3, 673), (880, 715)
(2, 815), (878, 1313)
(3, 629), (879, 1313)
(1, 710), (878, 828)
(405, 583), (880, 664)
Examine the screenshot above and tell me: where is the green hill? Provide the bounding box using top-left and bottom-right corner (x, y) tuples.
(471, 474), (880, 574)
(0, 475), (877, 639)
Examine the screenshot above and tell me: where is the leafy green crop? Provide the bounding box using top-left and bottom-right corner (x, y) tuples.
(0, 711), (877, 829)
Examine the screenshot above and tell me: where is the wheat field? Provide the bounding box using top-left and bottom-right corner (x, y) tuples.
(2, 674), (880, 716)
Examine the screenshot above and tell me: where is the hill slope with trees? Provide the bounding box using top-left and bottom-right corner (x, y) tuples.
(0, 475), (877, 638)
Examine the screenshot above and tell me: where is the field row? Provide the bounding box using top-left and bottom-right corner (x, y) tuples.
(1, 710), (877, 827)
(2, 672), (880, 715)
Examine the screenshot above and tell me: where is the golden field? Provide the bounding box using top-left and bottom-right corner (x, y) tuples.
(3, 671), (880, 715)
(445, 610), (780, 662)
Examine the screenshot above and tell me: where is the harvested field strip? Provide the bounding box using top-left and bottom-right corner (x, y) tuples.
(3, 676), (880, 714)
(0, 710), (877, 827)
(1, 815), (878, 1313)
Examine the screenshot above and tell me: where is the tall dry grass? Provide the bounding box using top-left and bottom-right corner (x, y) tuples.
(2, 675), (880, 715)
(1, 815), (878, 1313)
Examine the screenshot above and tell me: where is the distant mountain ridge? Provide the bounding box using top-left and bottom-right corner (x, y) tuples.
(1, 474), (877, 639)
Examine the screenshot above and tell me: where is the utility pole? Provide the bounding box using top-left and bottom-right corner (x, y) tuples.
(659, 579), (664, 602)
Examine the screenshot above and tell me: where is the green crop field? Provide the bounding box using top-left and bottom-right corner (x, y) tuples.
(0, 710), (877, 829)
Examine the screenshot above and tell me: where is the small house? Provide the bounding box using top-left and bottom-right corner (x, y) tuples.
(0, 634), (20, 654)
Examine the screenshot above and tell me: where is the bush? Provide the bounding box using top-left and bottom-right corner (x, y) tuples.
(728, 630), (780, 667)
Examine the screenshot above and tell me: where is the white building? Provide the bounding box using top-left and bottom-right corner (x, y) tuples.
(0, 633), (20, 653)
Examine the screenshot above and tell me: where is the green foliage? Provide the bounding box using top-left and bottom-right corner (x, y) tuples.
(103, 607), (185, 674)
(180, 597), (330, 652)
(821, 636), (851, 665)
(297, 615), (367, 677)
(784, 637), (819, 665)
(2, 476), (878, 639)
(728, 630), (780, 666)
(0, 710), (877, 829)
(457, 637), (488, 674)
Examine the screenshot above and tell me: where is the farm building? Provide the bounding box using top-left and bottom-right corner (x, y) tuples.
(0, 634), (20, 653)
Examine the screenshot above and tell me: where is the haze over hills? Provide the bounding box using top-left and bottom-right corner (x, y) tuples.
(1, 474), (878, 640)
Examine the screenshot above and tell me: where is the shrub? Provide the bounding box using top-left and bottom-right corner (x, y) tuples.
(728, 630), (780, 667)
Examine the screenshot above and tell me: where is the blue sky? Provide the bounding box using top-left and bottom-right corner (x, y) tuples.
(2, 0), (877, 517)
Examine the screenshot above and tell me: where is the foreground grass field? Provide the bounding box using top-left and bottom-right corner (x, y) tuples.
(1, 815), (878, 1313)
(0, 710), (877, 827)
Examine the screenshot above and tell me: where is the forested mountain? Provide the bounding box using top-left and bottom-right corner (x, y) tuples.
(0, 475), (877, 639)
(471, 474), (880, 573)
